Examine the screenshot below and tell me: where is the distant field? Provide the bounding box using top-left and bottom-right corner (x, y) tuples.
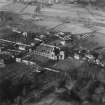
(1, 2), (105, 47)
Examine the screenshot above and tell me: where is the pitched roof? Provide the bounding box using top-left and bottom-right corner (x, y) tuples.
(36, 44), (59, 54)
(36, 45), (53, 54)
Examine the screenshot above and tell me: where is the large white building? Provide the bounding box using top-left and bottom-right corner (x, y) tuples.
(34, 43), (65, 60)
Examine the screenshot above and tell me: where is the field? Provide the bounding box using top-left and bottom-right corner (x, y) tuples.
(1, 1), (105, 47)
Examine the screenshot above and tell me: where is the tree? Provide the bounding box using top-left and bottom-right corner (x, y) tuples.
(33, 4), (41, 18)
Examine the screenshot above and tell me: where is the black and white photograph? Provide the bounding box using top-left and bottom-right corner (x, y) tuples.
(1, 0), (105, 105)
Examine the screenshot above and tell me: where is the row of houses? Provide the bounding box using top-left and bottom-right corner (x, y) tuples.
(0, 30), (79, 62)
(0, 30), (79, 64)
(0, 37), (65, 61)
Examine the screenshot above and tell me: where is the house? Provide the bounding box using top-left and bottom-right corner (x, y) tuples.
(34, 43), (65, 60)
(15, 42), (31, 51)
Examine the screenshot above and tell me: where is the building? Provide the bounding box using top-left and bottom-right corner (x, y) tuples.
(39, 0), (59, 4)
(34, 43), (65, 60)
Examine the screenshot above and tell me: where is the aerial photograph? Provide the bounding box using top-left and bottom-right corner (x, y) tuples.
(1, 0), (105, 105)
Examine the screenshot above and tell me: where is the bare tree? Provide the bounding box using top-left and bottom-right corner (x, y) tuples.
(33, 4), (41, 18)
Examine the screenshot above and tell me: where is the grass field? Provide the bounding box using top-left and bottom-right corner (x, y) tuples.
(2, 2), (105, 47)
